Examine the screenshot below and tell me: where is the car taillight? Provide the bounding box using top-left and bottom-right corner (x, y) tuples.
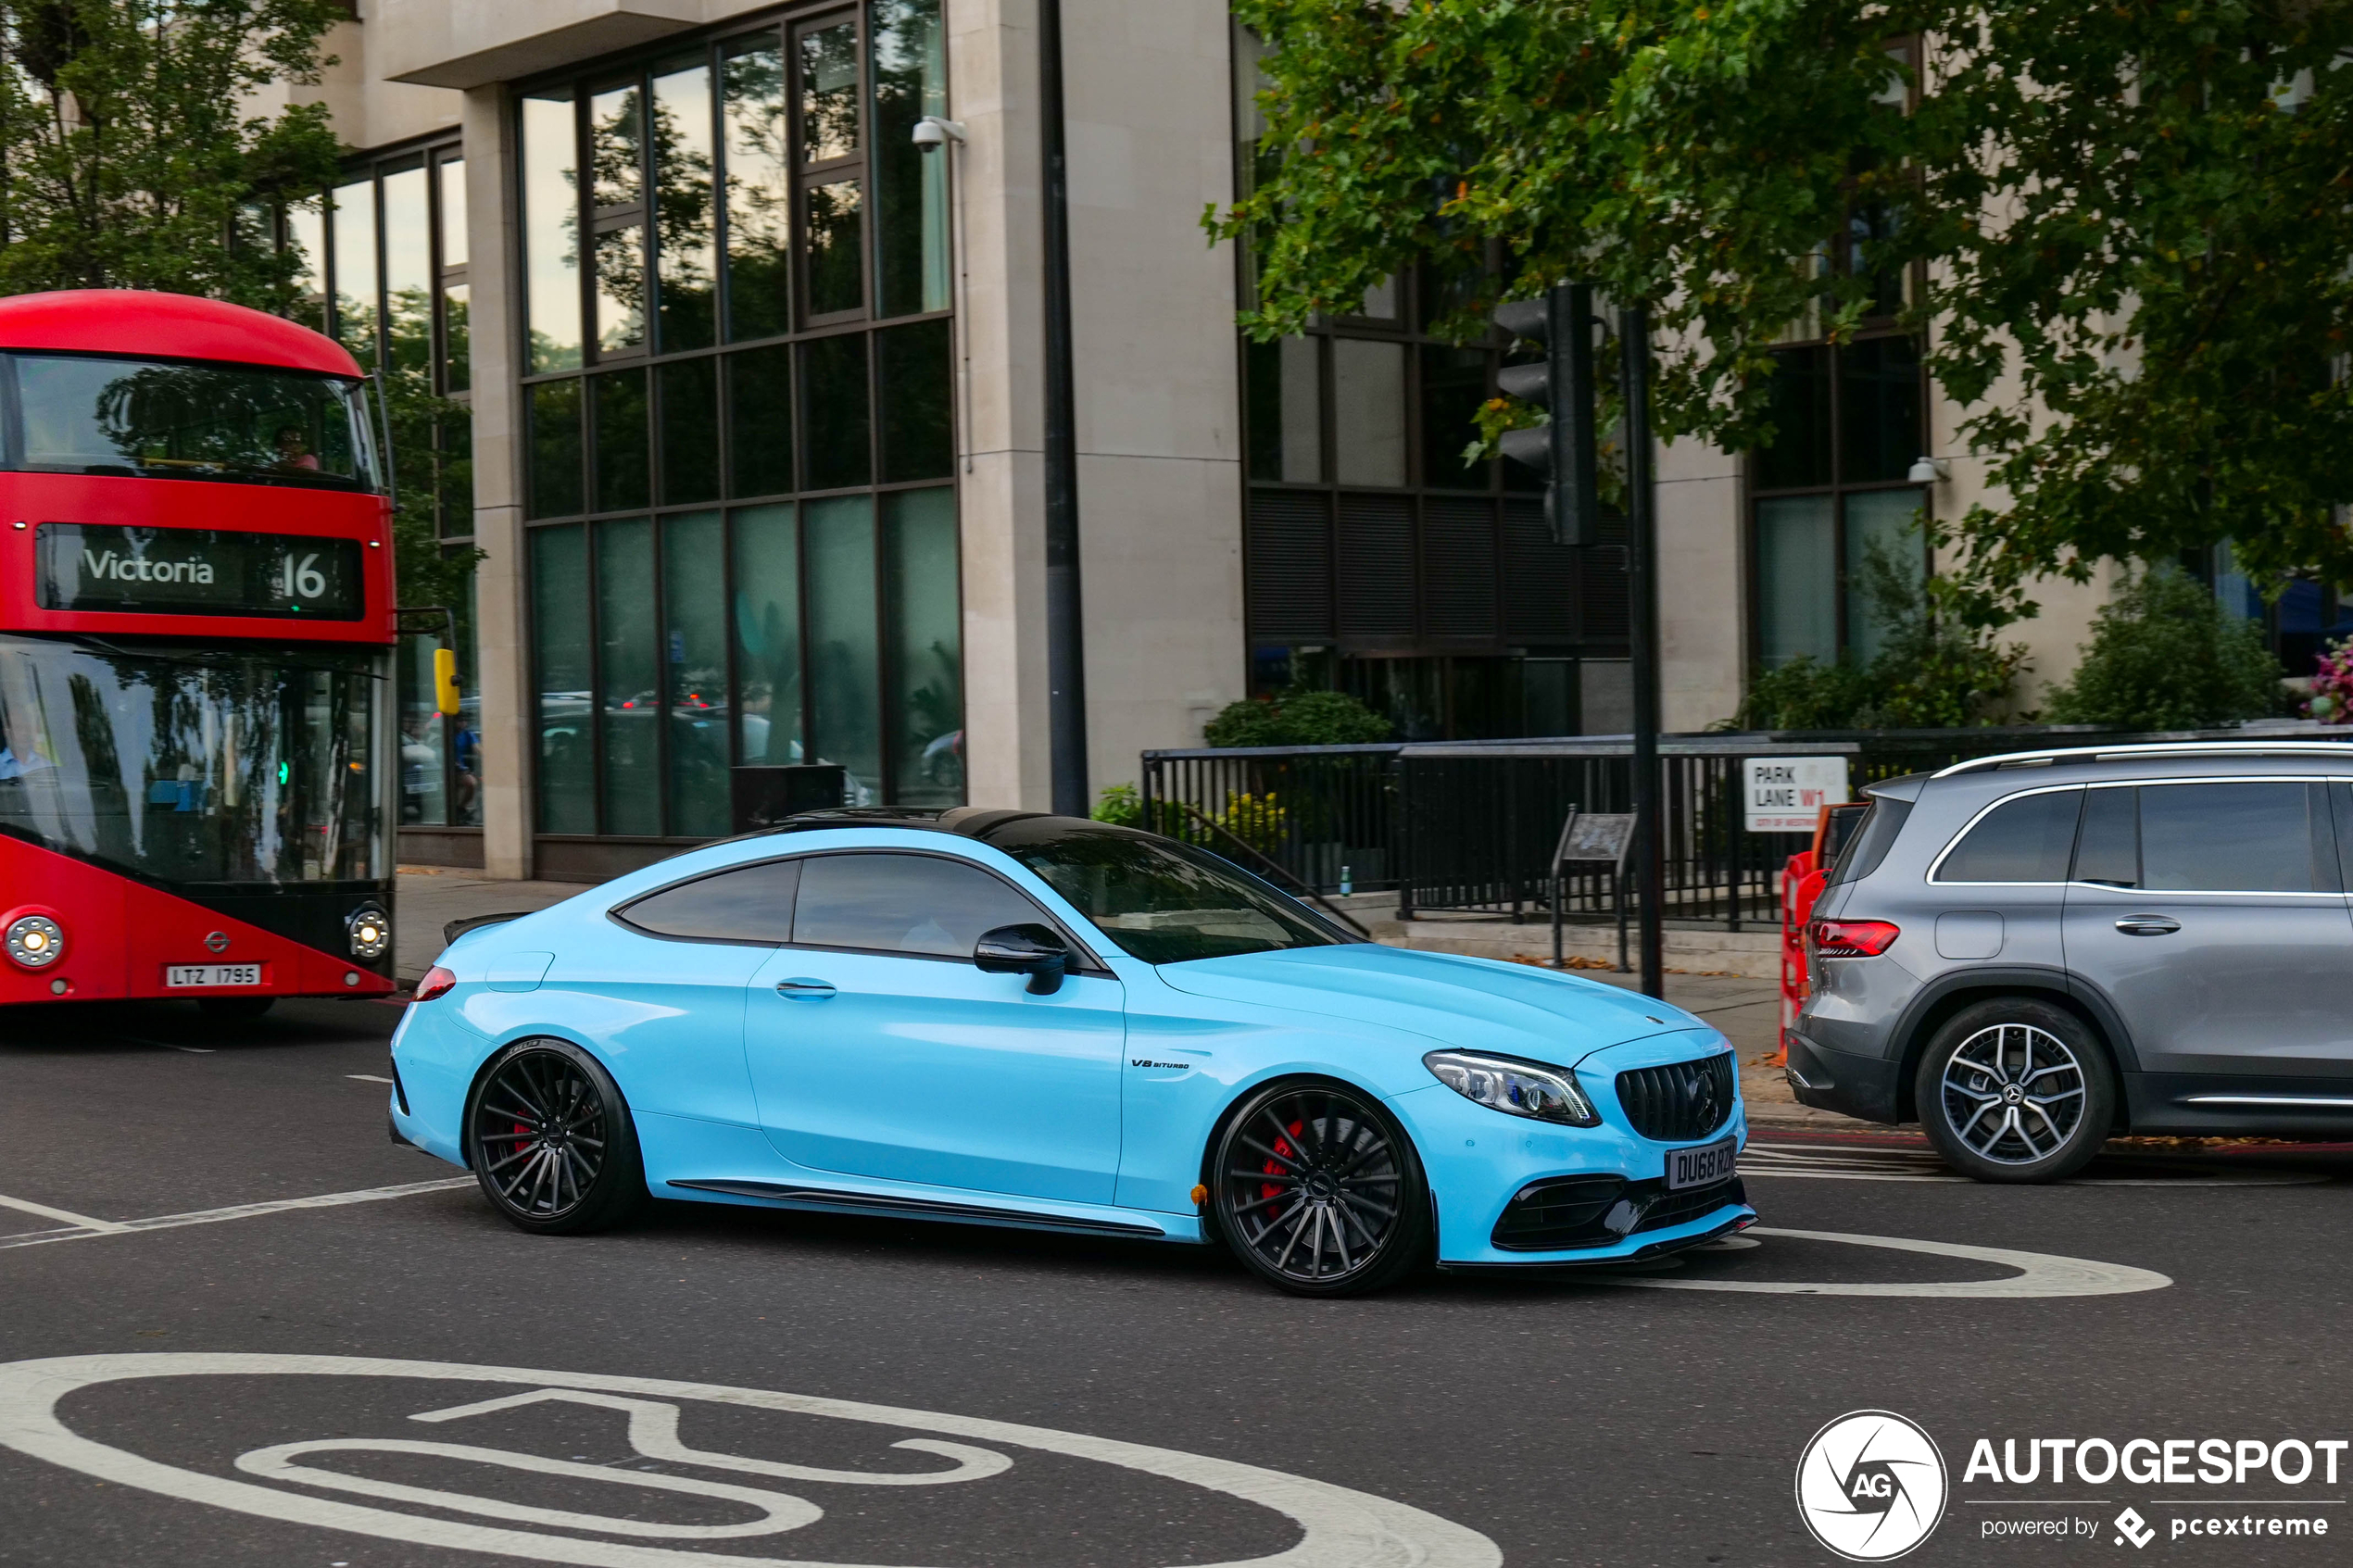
(414, 966), (457, 1002)
(1810, 920), (1900, 958)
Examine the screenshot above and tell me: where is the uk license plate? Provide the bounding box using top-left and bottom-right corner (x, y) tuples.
(1665, 1135), (1737, 1191)
(165, 964), (261, 988)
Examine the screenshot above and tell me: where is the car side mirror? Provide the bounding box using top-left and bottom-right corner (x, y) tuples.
(974, 922), (1067, 995)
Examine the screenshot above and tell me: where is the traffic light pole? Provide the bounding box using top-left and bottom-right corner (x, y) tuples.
(1618, 305), (1667, 1000)
(1039, 0), (1088, 817)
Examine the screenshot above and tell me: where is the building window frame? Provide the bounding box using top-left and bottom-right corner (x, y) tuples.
(516, 1), (962, 843)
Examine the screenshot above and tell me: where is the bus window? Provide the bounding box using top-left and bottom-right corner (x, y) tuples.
(9, 354), (382, 492)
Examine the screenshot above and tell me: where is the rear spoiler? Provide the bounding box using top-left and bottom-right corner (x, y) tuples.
(443, 911), (531, 946)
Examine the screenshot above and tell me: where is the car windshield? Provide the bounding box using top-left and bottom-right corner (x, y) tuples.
(992, 822), (1349, 964)
(0, 634), (387, 887)
(8, 353), (381, 492)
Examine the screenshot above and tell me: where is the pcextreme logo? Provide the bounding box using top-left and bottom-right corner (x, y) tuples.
(1796, 1410), (1950, 1562)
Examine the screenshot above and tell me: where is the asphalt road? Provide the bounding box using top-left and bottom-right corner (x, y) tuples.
(4, 997), (2351, 1567)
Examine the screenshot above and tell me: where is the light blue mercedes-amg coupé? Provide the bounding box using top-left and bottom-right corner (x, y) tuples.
(388, 809), (1751, 1295)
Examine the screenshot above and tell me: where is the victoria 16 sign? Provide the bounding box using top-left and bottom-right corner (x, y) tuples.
(35, 523), (365, 621)
(1743, 756), (1851, 834)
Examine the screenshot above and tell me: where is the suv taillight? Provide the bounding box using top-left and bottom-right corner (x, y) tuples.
(1810, 920), (1900, 958)
(413, 966), (457, 1001)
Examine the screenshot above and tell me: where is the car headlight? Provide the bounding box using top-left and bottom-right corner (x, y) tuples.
(1424, 1049), (1600, 1127)
(5, 913), (64, 970)
(346, 905), (391, 960)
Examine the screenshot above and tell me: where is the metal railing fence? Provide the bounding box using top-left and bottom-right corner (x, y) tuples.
(1139, 723), (2353, 930)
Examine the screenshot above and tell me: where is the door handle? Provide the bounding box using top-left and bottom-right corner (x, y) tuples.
(2113, 915), (2181, 936)
(774, 978), (837, 998)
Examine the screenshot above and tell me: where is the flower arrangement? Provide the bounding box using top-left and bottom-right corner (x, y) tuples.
(2307, 636), (2353, 723)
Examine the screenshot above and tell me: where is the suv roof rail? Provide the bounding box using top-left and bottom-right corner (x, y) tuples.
(1931, 740), (2353, 779)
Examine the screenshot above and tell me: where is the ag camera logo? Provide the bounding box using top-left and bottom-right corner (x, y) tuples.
(1796, 1411), (1948, 1562)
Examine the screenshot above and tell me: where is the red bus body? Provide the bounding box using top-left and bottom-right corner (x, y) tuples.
(0, 291), (399, 1007)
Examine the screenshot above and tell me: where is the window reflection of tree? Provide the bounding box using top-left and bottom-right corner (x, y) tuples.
(651, 65), (718, 350)
(67, 670), (136, 864)
(724, 39), (792, 339)
(91, 365), (344, 480)
(591, 85), (648, 352)
(799, 25), (860, 161)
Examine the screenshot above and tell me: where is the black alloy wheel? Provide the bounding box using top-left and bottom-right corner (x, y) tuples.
(466, 1038), (646, 1235)
(1914, 997), (2117, 1185)
(1212, 1080), (1430, 1297)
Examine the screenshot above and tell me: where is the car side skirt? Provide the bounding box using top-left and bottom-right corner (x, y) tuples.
(662, 1178), (1195, 1243)
(2122, 1073), (2353, 1136)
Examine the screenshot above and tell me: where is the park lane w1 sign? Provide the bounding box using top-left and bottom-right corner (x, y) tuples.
(1743, 756), (1850, 834)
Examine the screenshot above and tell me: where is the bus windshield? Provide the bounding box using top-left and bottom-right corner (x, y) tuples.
(8, 353), (381, 492)
(0, 635), (386, 886)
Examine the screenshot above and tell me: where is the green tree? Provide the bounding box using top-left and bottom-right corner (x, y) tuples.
(2043, 568), (2285, 730)
(1216, 1), (2353, 608)
(1728, 536), (2029, 730)
(1204, 687), (1393, 747)
(0, 1), (346, 307)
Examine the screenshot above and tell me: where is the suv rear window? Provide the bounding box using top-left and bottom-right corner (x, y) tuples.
(1933, 788), (2082, 883)
(1826, 797), (1911, 884)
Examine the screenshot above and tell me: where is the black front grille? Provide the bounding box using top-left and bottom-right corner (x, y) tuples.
(1616, 1053), (1736, 1142)
(1491, 1173), (1745, 1251)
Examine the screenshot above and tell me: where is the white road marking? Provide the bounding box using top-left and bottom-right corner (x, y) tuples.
(1613, 1226), (2171, 1298)
(346, 1073), (394, 1084)
(1741, 1144), (2326, 1186)
(0, 1194), (131, 1235)
(1743, 1170), (1968, 1184)
(0, 1178), (473, 1252)
(415, 1390), (1015, 1486)
(0, 1353), (1504, 1568)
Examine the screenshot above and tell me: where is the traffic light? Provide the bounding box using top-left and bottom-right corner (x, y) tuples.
(1493, 282), (1600, 546)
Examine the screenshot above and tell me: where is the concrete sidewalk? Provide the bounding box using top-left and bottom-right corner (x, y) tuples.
(394, 866), (586, 985)
(393, 865), (1849, 1129)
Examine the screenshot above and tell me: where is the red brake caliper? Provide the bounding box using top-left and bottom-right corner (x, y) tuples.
(1260, 1118), (1306, 1209)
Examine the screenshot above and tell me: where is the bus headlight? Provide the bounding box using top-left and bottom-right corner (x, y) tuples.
(346, 905), (391, 960)
(5, 913), (65, 970)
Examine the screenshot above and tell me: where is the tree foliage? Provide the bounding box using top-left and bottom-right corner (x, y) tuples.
(0, 0), (346, 307)
(1203, 687), (1394, 746)
(1215, 1), (2353, 607)
(2042, 567), (2286, 729)
(1728, 536), (2031, 729)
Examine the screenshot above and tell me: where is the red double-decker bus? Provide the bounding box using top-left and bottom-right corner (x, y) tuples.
(0, 290), (399, 1012)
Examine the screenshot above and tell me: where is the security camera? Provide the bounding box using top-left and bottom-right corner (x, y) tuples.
(912, 116), (967, 153)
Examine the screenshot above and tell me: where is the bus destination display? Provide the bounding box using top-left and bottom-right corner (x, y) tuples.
(34, 523), (364, 621)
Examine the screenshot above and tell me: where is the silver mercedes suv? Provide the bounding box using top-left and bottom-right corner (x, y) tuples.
(1788, 742), (2353, 1182)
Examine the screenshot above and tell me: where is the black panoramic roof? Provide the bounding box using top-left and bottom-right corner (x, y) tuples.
(762, 807), (1111, 845)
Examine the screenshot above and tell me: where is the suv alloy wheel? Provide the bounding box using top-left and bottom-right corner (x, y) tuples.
(1914, 998), (2117, 1183)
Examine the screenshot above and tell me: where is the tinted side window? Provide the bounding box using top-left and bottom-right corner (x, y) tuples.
(793, 852), (1049, 959)
(2139, 782), (2333, 893)
(2335, 784), (2353, 892)
(1826, 797), (1911, 885)
(1934, 789), (2082, 883)
(2071, 786), (2139, 886)
(618, 858), (800, 942)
